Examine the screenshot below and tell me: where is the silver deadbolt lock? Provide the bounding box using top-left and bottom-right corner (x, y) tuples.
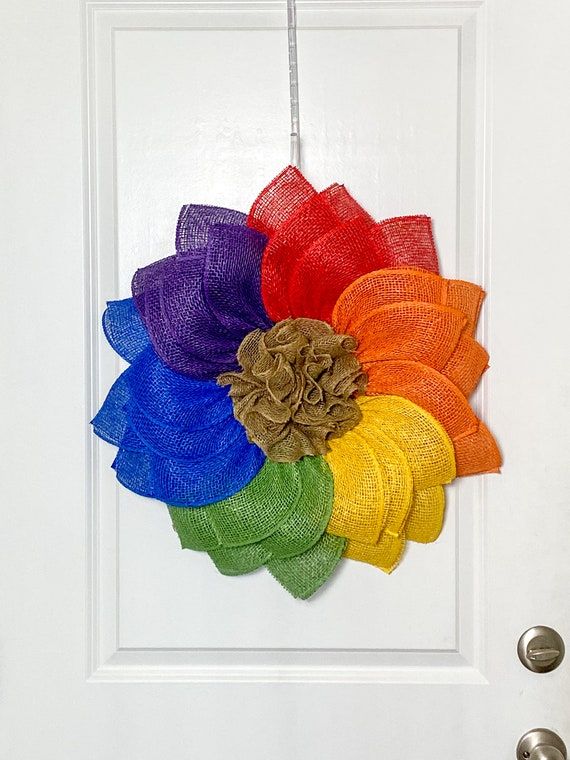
(517, 728), (567, 760)
(518, 626), (565, 673)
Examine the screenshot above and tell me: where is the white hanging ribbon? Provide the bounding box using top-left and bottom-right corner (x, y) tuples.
(287, 0), (301, 168)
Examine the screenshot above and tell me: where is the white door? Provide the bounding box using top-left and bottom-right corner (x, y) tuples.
(2, 0), (569, 758)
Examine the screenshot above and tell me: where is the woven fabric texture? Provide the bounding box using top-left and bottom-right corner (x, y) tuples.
(332, 268), (484, 336)
(325, 395), (455, 572)
(132, 208), (272, 379)
(329, 267), (500, 475)
(169, 456), (344, 598)
(218, 318), (367, 461)
(248, 166), (440, 323)
(92, 309), (265, 506)
(92, 165), (501, 598)
(102, 297), (151, 363)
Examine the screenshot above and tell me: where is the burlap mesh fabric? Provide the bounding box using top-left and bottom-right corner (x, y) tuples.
(131, 208), (271, 379)
(328, 267), (500, 476)
(332, 268), (485, 335)
(267, 533), (346, 599)
(218, 318), (367, 462)
(325, 395), (456, 572)
(247, 167), (441, 324)
(247, 167), (311, 234)
(365, 362), (500, 476)
(92, 341), (266, 507)
(169, 456), (345, 599)
(92, 165), (502, 598)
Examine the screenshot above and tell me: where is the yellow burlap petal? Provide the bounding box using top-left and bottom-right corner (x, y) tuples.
(336, 415), (413, 572)
(344, 534), (405, 573)
(343, 487), (445, 571)
(405, 485), (445, 543)
(351, 421), (414, 535)
(357, 395), (456, 487)
(325, 429), (385, 544)
(333, 396), (456, 572)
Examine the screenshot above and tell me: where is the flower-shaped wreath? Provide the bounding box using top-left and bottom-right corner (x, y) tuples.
(93, 167), (501, 599)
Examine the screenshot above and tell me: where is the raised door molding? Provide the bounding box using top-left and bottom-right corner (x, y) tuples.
(84, 0), (491, 683)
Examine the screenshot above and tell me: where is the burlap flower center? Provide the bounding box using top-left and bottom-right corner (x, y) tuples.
(218, 318), (367, 463)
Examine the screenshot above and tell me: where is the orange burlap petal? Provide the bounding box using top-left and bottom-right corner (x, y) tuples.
(331, 268), (485, 337)
(439, 331), (489, 397)
(364, 360), (502, 476)
(326, 396), (456, 572)
(351, 302), (466, 366)
(349, 300), (489, 398)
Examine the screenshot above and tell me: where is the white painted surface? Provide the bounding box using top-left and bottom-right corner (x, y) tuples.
(2, 1), (570, 758)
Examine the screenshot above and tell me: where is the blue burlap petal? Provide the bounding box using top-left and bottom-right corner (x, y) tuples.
(91, 373), (130, 446)
(124, 347), (232, 429)
(112, 426), (265, 507)
(102, 298), (150, 363)
(126, 401), (244, 461)
(93, 328), (265, 505)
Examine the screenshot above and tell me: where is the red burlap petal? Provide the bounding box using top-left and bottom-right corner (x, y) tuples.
(248, 165), (315, 237)
(248, 168), (444, 324)
(368, 216), (439, 273)
(259, 188), (369, 322)
(287, 218), (377, 322)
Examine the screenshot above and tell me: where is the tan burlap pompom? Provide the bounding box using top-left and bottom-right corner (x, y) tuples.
(218, 318), (367, 462)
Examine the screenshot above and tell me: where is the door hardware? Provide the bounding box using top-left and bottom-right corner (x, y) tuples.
(517, 728), (567, 760)
(518, 626), (565, 673)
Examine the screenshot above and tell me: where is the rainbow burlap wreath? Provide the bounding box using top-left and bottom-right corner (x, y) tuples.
(92, 167), (501, 599)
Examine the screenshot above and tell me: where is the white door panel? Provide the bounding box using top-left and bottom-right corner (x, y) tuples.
(2, 1), (569, 758)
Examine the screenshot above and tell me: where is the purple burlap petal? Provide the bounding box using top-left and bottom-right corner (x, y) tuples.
(158, 257), (245, 351)
(132, 266), (233, 379)
(176, 204), (246, 256)
(203, 223), (273, 332)
(132, 207), (272, 379)
(133, 256), (242, 378)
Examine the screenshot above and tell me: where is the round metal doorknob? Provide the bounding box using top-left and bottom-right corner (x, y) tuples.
(530, 746), (565, 760)
(517, 729), (567, 760)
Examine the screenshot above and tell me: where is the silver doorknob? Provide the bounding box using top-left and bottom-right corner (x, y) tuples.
(530, 747), (564, 760)
(517, 729), (567, 760)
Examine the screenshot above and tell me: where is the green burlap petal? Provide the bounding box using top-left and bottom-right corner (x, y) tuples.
(205, 456), (333, 572)
(168, 505), (219, 551)
(260, 456), (333, 559)
(169, 455), (342, 598)
(168, 459), (301, 550)
(209, 543), (271, 576)
(267, 534), (347, 599)
(208, 460), (301, 546)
